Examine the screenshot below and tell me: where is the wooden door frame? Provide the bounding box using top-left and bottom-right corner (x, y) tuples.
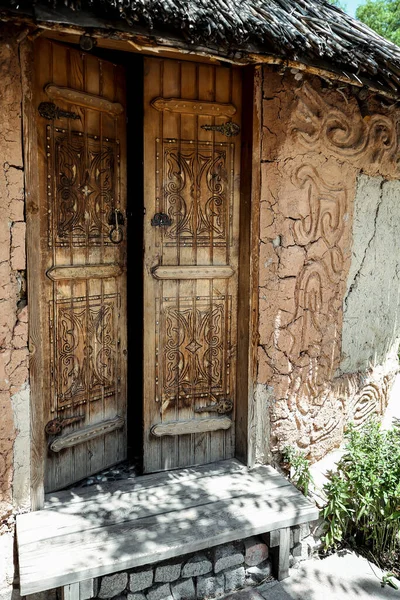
(21, 37), (46, 510)
(22, 34), (261, 509)
(235, 65), (262, 468)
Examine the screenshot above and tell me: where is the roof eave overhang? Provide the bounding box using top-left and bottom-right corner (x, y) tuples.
(1, 4), (399, 101)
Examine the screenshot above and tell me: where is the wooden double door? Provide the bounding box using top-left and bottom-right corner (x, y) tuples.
(33, 39), (242, 491)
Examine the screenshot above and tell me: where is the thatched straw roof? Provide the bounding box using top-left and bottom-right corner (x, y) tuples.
(4, 0), (400, 95)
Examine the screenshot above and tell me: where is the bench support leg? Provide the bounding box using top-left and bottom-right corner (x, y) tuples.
(61, 583), (80, 600)
(61, 580), (95, 600)
(269, 527), (290, 581)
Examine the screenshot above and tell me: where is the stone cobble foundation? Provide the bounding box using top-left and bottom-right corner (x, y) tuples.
(92, 527), (317, 600)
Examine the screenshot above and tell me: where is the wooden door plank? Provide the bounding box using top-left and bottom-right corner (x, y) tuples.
(160, 58), (185, 471)
(174, 60), (197, 469)
(236, 66), (261, 466)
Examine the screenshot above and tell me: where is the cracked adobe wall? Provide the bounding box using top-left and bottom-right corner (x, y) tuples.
(0, 24), (30, 600)
(258, 68), (399, 462)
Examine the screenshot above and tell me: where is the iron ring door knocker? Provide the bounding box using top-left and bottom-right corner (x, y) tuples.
(109, 208), (124, 243)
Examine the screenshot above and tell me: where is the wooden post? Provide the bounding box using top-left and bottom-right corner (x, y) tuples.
(61, 583), (80, 600)
(268, 527), (290, 581)
(79, 579), (95, 600)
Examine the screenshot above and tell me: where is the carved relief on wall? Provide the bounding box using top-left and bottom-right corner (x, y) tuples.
(157, 296), (231, 410)
(157, 140), (233, 246)
(51, 294), (118, 411)
(287, 163), (347, 390)
(347, 374), (391, 429)
(262, 156), (353, 458)
(293, 82), (399, 172)
(260, 71), (399, 461)
(47, 127), (120, 246)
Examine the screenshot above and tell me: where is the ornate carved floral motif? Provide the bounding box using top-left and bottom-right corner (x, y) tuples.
(159, 140), (233, 246)
(48, 128), (119, 246)
(53, 295), (117, 410)
(158, 297), (231, 410)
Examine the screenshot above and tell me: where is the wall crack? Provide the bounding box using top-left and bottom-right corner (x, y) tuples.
(344, 178), (384, 312)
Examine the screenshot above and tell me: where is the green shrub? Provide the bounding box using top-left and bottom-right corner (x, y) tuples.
(322, 419), (400, 562)
(282, 446), (313, 497)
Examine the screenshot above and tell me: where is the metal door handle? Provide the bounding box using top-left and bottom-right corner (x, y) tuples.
(151, 213), (172, 227)
(195, 399), (233, 414)
(108, 208), (124, 243)
(45, 415), (85, 435)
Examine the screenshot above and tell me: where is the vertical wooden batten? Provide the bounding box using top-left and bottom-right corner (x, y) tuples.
(235, 65), (262, 467)
(20, 38), (45, 510)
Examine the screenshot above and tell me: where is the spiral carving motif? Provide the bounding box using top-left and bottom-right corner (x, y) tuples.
(293, 82), (399, 169)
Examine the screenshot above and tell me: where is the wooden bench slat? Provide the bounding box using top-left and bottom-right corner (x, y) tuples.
(44, 458), (248, 506)
(19, 467), (292, 545)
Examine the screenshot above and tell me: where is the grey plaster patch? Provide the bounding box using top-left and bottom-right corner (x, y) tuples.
(258, 585), (293, 600)
(280, 550), (400, 599)
(223, 591), (265, 600)
(341, 174), (400, 374)
(0, 589), (15, 600)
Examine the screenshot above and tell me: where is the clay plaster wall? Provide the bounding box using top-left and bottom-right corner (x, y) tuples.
(257, 66), (400, 462)
(0, 24), (30, 600)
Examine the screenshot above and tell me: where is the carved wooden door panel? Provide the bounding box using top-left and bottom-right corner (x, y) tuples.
(143, 58), (242, 472)
(33, 39), (127, 492)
